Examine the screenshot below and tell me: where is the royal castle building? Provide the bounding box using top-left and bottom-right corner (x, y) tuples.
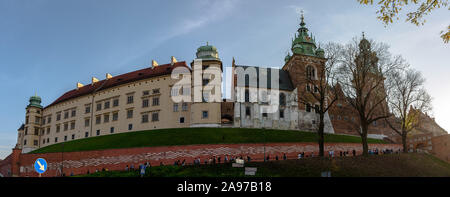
(15, 15), (447, 153)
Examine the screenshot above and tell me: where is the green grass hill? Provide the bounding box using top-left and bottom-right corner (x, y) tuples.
(30, 127), (386, 154)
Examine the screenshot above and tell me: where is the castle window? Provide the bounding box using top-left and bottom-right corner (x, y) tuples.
(56, 125), (60, 133)
(54, 137), (58, 143)
(127, 95), (134, 104)
(112, 112), (118, 121)
(142, 114), (149, 123)
(42, 117), (46, 125)
(113, 99), (119, 107)
(262, 113), (268, 118)
(24, 140), (27, 145)
(142, 99), (149, 108)
(104, 101), (110, 109)
(171, 87), (179, 97)
(85, 118), (90, 127)
(34, 140), (38, 146)
(280, 109), (285, 118)
(96, 130), (100, 136)
(202, 111), (209, 119)
(72, 134), (75, 140)
(46, 127), (50, 134)
(128, 124), (133, 131)
(173, 103), (179, 112)
(110, 127), (114, 134)
(180, 117), (185, 123)
(182, 103), (188, 111)
(85, 132), (88, 138)
(64, 123), (68, 131)
(314, 85), (319, 93)
(71, 109), (76, 117)
(143, 90), (149, 96)
(152, 89), (160, 94)
(127, 109), (133, 119)
(104, 114), (110, 123)
(96, 103), (102, 111)
(96, 116), (101, 124)
(70, 121), (75, 130)
(64, 111), (69, 119)
(48, 116), (51, 124)
(306, 66), (316, 80)
(85, 106), (91, 114)
(26, 116), (29, 124)
(152, 97), (160, 106)
(152, 112), (159, 122)
(64, 136), (67, 142)
(56, 113), (61, 121)
(306, 84), (311, 92)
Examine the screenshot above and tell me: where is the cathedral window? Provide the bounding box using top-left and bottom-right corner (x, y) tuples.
(306, 66), (316, 80)
(280, 93), (286, 106)
(306, 103), (312, 112)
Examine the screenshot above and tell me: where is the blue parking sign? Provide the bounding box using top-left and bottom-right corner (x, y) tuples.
(34, 158), (47, 174)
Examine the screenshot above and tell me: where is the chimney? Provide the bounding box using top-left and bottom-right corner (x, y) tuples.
(77, 82), (84, 89)
(152, 60), (158, 68)
(171, 56), (177, 65)
(92, 77), (99, 84)
(106, 73), (113, 79)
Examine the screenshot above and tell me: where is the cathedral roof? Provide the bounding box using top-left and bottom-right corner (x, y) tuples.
(45, 61), (189, 109)
(287, 13), (325, 60)
(234, 65), (295, 91)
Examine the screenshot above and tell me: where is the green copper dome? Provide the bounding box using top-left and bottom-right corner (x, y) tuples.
(289, 13), (324, 59)
(28, 94), (43, 108)
(196, 42), (220, 61)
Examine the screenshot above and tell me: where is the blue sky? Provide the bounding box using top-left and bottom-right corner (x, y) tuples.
(0, 0), (448, 159)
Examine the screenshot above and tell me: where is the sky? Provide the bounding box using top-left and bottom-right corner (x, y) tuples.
(0, 0), (448, 159)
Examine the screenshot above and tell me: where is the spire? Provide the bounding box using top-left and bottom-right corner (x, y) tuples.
(300, 10), (305, 27)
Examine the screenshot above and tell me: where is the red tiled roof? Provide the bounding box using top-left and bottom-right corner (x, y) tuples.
(45, 62), (190, 109)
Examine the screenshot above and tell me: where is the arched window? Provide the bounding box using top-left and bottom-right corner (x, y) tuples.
(279, 93), (286, 106)
(306, 66), (316, 80)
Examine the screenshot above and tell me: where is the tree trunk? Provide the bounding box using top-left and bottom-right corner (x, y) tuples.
(361, 123), (369, 156)
(402, 131), (408, 153)
(318, 113), (325, 157)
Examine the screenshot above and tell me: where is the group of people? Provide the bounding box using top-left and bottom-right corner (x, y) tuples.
(192, 155), (252, 166)
(369, 148), (398, 155)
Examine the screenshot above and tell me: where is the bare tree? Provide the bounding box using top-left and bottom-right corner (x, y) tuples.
(298, 43), (340, 157)
(336, 36), (407, 156)
(384, 68), (432, 153)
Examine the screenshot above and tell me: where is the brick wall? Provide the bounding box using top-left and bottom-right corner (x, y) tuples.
(431, 134), (450, 162)
(4, 142), (401, 177)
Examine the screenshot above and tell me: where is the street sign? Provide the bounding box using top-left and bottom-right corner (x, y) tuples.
(34, 158), (48, 175)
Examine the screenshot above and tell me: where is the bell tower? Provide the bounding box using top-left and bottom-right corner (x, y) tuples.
(22, 94), (43, 153)
(282, 13), (326, 111)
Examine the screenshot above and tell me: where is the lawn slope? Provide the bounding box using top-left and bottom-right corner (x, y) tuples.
(31, 127), (385, 154)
